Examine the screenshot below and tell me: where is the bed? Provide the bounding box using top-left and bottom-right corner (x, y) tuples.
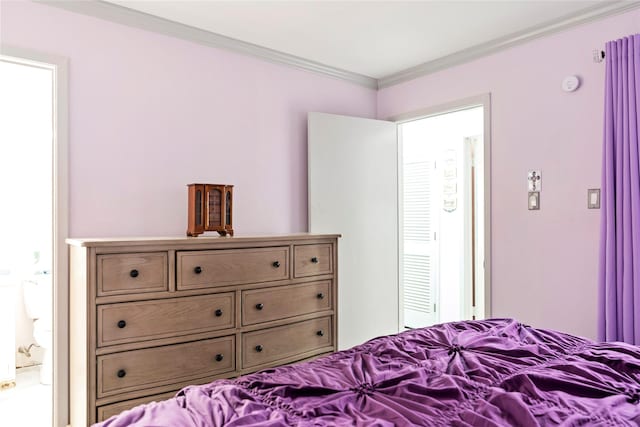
(96, 318), (640, 426)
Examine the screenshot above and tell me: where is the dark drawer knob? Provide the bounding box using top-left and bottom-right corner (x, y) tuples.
(317, 330), (324, 337)
(117, 320), (126, 329)
(317, 293), (325, 300)
(214, 309), (223, 317)
(255, 345), (263, 352)
(215, 354), (224, 362)
(311, 257), (319, 264)
(272, 261), (280, 268)
(117, 369), (126, 378)
(255, 303), (264, 310)
(129, 269), (139, 278)
(194, 266), (202, 274)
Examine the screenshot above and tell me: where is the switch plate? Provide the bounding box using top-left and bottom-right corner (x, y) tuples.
(528, 191), (540, 210)
(588, 189), (600, 209)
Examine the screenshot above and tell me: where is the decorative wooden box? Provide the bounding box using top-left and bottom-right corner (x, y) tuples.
(187, 184), (234, 236)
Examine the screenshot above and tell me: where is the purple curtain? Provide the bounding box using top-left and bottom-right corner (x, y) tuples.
(598, 33), (640, 344)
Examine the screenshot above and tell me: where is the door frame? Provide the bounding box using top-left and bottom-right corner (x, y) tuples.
(1, 45), (70, 427)
(388, 93), (492, 325)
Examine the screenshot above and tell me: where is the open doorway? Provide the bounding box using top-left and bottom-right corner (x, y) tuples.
(0, 55), (55, 427)
(0, 48), (68, 427)
(308, 95), (490, 348)
(398, 104), (487, 329)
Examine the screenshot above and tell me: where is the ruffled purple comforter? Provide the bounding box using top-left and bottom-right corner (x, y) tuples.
(97, 319), (640, 426)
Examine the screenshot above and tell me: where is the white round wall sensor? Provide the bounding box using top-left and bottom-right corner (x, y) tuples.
(562, 75), (580, 92)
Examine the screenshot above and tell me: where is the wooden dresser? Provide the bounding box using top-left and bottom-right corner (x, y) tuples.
(67, 234), (339, 425)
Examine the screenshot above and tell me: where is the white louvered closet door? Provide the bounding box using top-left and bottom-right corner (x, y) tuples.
(402, 158), (439, 328)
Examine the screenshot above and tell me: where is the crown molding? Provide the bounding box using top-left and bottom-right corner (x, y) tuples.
(35, 0), (640, 91)
(36, 0), (378, 89)
(378, 1), (640, 89)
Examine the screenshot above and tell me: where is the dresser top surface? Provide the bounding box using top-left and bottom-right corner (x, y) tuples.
(66, 233), (341, 248)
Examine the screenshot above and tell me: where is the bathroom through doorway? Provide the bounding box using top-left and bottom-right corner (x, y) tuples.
(0, 50), (68, 427)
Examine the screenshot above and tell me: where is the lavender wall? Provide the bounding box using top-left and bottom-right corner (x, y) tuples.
(3, 0), (637, 340)
(378, 9), (640, 339)
(0, 0), (376, 237)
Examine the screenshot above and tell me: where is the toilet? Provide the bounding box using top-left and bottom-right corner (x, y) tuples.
(22, 273), (52, 385)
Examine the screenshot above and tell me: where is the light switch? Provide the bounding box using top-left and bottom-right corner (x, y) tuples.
(588, 189), (600, 209)
(528, 191), (540, 210)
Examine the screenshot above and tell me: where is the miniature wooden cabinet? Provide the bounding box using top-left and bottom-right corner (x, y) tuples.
(187, 183), (234, 236)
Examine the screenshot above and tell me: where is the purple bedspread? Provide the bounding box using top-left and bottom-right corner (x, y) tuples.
(97, 319), (640, 426)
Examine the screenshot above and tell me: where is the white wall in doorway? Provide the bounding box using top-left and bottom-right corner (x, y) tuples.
(401, 106), (483, 325)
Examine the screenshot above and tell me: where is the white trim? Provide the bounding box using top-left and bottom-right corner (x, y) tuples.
(36, 0), (638, 90)
(396, 125), (404, 331)
(483, 95), (492, 319)
(37, 0), (377, 89)
(462, 136), (474, 320)
(388, 94), (489, 124)
(0, 45), (70, 427)
(378, 1), (640, 88)
(389, 94), (492, 319)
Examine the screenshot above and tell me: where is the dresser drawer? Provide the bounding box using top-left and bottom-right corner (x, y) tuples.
(97, 390), (177, 422)
(294, 244), (333, 278)
(97, 252), (168, 296)
(98, 293), (235, 347)
(97, 336), (235, 398)
(242, 317), (332, 369)
(177, 247), (289, 290)
(242, 281), (332, 326)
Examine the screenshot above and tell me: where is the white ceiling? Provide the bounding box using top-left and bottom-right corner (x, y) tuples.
(106, 0), (613, 79)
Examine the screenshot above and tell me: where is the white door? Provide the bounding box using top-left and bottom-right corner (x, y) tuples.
(308, 112), (398, 350)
